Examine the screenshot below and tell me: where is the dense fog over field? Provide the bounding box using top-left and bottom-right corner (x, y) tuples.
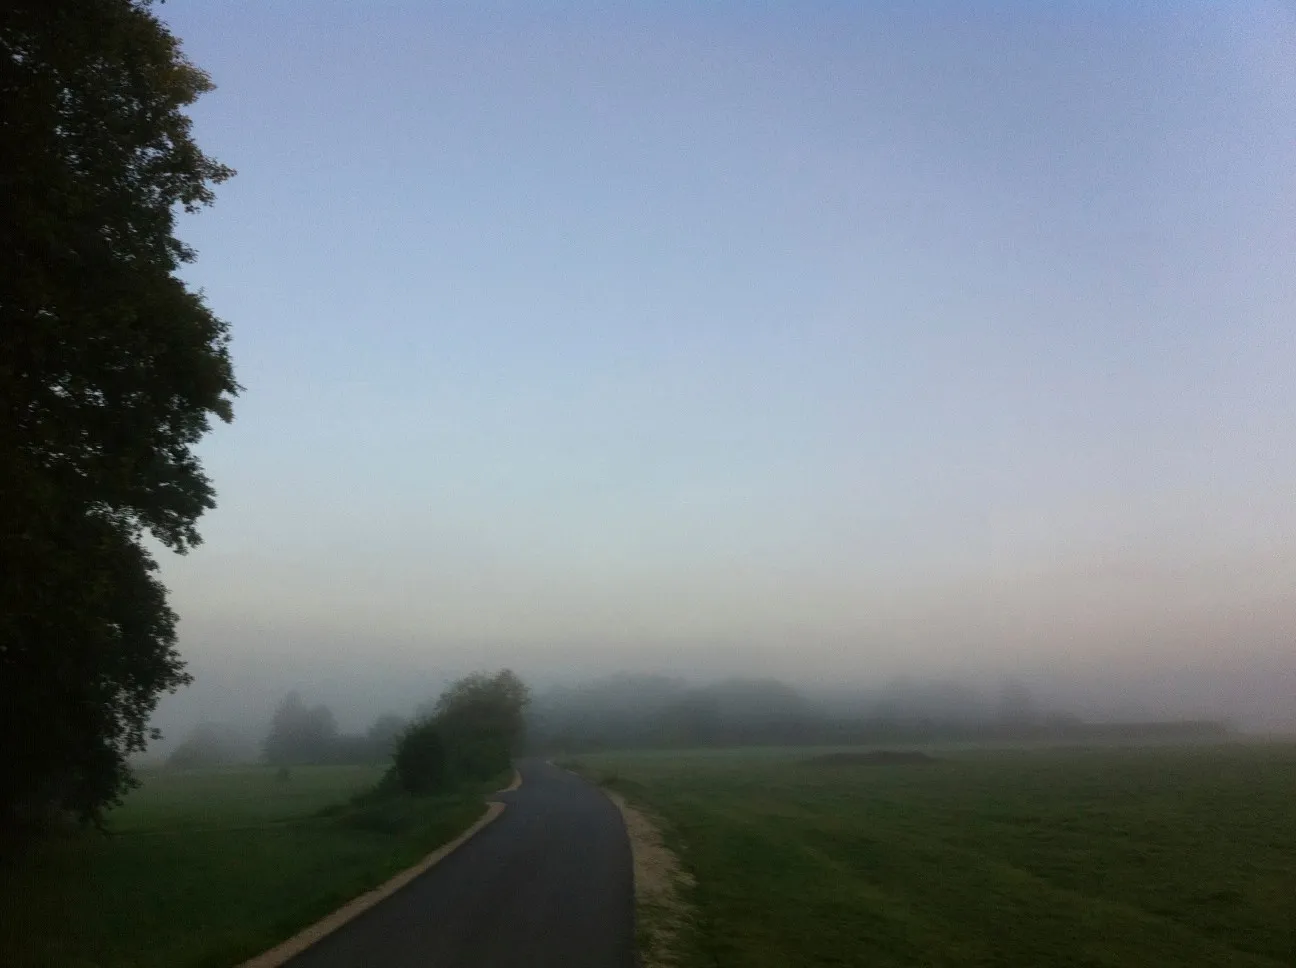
(143, 1), (1296, 756)
(146, 642), (1296, 762)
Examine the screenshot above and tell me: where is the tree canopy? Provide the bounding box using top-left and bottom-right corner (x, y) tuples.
(1, 0), (236, 830)
(262, 694), (340, 767)
(394, 670), (530, 793)
(259, 698), (406, 766)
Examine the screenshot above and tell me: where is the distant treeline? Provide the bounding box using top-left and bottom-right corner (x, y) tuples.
(164, 673), (1231, 769)
(775, 717), (1230, 747)
(262, 692), (413, 766)
(524, 674), (1230, 753)
(167, 674), (530, 773)
(167, 693), (410, 769)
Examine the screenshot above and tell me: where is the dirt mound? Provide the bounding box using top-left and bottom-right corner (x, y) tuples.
(803, 750), (937, 766)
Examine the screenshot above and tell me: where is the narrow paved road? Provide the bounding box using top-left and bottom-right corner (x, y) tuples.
(283, 759), (636, 968)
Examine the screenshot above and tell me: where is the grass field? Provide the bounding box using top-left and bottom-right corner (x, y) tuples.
(575, 742), (1296, 968)
(0, 764), (488, 968)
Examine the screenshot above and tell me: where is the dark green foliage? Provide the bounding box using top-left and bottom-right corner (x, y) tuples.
(392, 669), (529, 793)
(447, 732), (512, 782)
(393, 719), (447, 795)
(433, 670), (529, 743)
(430, 669), (529, 780)
(0, 0), (237, 830)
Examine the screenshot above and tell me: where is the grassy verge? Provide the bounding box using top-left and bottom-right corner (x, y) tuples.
(0, 764), (493, 968)
(573, 742), (1296, 968)
(564, 762), (706, 968)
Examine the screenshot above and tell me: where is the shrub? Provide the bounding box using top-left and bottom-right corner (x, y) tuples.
(393, 720), (448, 795)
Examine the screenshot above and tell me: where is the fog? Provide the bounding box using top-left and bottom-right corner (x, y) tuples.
(146, 630), (1296, 763)
(144, 1), (1296, 755)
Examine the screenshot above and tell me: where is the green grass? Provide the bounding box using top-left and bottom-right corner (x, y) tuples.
(109, 763), (387, 830)
(576, 742), (1296, 968)
(0, 764), (489, 968)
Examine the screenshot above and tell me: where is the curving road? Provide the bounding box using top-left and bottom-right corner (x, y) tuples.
(283, 759), (635, 968)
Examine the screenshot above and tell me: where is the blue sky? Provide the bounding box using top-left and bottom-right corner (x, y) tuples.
(151, 1), (1294, 724)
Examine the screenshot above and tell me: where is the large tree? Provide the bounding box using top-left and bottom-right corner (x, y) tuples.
(262, 694), (340, 767)
(429, 670), (531, 780)
(1, 0), (236, 830)
(392, 670), (530, 794)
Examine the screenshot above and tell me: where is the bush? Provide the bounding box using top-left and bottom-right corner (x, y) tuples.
(393, 720), (448, 795)
(443, 732), (511, 781)
(387, 669), (528, 795)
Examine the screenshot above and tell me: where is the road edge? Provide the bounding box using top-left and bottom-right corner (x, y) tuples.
(498, 767), (523, 792)
(236, 767), (521, 968)
(601, 786), (697, 968)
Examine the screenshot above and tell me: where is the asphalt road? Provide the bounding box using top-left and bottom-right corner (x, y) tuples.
(283, 758), (636, 968)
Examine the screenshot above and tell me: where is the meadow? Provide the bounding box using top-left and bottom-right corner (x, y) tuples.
(575, 742), (1296, 968)
(0, 764), (487, 968)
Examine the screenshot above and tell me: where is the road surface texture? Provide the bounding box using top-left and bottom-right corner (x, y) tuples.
(283, 758), (636, 968)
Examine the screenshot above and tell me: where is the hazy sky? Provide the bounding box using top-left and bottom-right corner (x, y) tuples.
(151, 1), (1295, 728)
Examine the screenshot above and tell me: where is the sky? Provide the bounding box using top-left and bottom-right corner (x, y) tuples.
(149, 1), (1295, 732)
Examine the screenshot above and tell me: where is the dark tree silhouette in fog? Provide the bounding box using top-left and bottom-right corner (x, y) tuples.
(365, 713), (408, 760)
(263, 693), (339, 766)
(393, 670), (531, 792)
(1, 0), (236, 831)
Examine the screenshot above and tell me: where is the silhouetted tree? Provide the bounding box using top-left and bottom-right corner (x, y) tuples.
(365, 714), (408, 761)
(434, 669), (530, 779)
(1, 0), (236, 831)
(399, 670), (530, 783)
(527, 674), (687, 750)
(262, 693), (339, 765)
(393, 720), (447, 795)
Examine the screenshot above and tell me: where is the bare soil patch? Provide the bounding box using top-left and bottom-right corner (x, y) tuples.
(604, 789), (695, 968)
